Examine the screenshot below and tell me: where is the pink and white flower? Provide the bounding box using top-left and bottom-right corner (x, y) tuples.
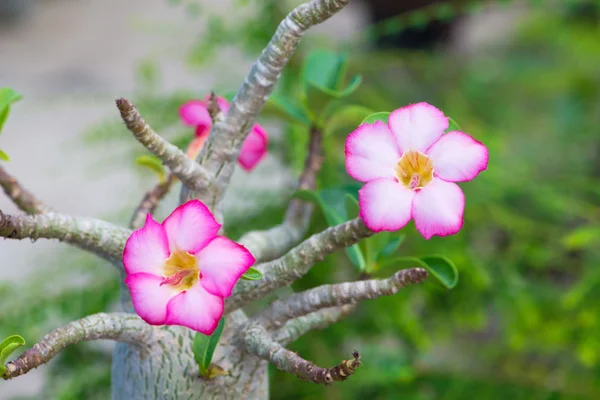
(345, 102), (488, 239)
(180, 96), (268, 171)
(123, 200), (255, 334)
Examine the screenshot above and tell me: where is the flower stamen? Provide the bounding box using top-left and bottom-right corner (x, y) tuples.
(162, 250), (199, 291)
(396, 151), (434, 190)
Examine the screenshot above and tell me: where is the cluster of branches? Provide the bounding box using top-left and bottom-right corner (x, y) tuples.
(1, 0), (428, 387)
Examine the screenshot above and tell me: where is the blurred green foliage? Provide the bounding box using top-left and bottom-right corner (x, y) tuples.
(4, 0), (600, 399)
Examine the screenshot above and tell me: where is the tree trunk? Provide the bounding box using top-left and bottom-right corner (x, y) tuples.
(111, 310), (269, 400)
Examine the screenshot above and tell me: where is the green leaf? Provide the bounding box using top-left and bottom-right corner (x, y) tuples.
(193, 317), (226, 377)
(304, 76), (363, 125)
(377, 234), (406, 260)
(561, 225), (600, 250)
(380, 255), (458, 289)
(0, 149), (9, 161)
(0, 88), (22, 134)
(361, 112), (390, 125)
(135, 155), (166, 182)
(446, 117), (462, 132)
(240, 267), (263, 281)
(301, 49), (348, 92)
(0, 335), (25, 376)
(323, 105), (374, 137)
(344, 193), (359, 219)
(292, 187), (366, 271)
(263, 94), (310, 125)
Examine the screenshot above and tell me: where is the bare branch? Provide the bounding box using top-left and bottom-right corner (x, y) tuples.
(226, 217), (373, 312)
(256, 268), (428, 330)
(130, 174), (176, 230)
(2, 313), (153, 380)
(0, 166), (50, 214)
(0, 210), (130, 264)
(187, 0), (350, 212)
(115, 98), (211, 195)
(238, 126), (323, 262)
(242, 324), (361, 384)
(273, 305), (357, 346)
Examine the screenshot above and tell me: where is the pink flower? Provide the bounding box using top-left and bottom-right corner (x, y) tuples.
(179, 96), (268, 171)
(345, 102), (488, 239)
(123, 200), (255, 334)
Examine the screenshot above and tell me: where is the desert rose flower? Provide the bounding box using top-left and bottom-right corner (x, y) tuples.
(345, 102), (488, 239)
(180, 96), (268, 171)
(123, 200), (255, 334)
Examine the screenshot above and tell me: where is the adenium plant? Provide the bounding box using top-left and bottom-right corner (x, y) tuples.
(0, 0), (487, 399)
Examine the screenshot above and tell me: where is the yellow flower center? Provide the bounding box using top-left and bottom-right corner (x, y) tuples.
(161, 250), (199, 291)
(395, 150), (434, 190)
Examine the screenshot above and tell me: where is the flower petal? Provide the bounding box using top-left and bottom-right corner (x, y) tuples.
(238, 124), (268, 171)
(426, 131), (488, 182)
(358, 178), (415, 232)
(125, 272), (177, 325)
(123, 214), (169, 275)
(345, 121), (401, 182)
(412, 178), (465, 239)
(162, 200), (221, 254)
(388, 102), (448, 153)
(196, 237), (255, 298)
(186, 135), (209, 160)
(165, 284), (224, 335)
(179, 100), (212, 131)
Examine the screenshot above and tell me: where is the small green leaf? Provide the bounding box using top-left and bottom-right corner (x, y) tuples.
(263, 94), (310, 125)
(323, 105), (374, 137)
(361, 112), (390, 125)
(304, 76), (363, 125)
(344, 193), (359, 219)
(446, 117), (462, 132)
(377, 234), (406, 260)
(292, 187), (366, 271)
(135, 154), (166, 182)
(241, 267), (263, 281)
(0, 335), (25, 376)
(301, 50), (348, 92)
(0, 87), (22, 134)
(0, 149), (9, 161)
(561, 225), (600, 250)
(193, 317), (226, 377)
(380, 255), (458, 289)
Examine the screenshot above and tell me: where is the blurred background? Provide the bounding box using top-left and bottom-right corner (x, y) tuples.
(1, 0), (600, 399)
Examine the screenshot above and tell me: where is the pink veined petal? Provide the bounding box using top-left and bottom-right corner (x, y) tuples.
(358, 178), (415, 232)
(412, 178), (465, 240)
(125, 272), (178, 325)
(164, 283), (224, 335)
(426, 131), (489, 182)
(123, 214), (169, 275)
(179, 100), (212, 130)
(196, 236), (255, 298)
(238, 124), (268, 171)
(345, 121), (401, 182)
(388, 102), (449, 153)
(162, 200), (221, 254)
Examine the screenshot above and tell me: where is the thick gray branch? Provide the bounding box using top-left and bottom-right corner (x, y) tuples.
(3, 313), (153, 380)
(242, 324), (361, 384)
(273, 305), (357, 346)
(187, 0), (350, 214)
(0, 210), (130, 264)
(256, 268), (428, 329)
(0, 166), (50, 214)
(115, 98), (211, 195)
(227, 217), (373, 312)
